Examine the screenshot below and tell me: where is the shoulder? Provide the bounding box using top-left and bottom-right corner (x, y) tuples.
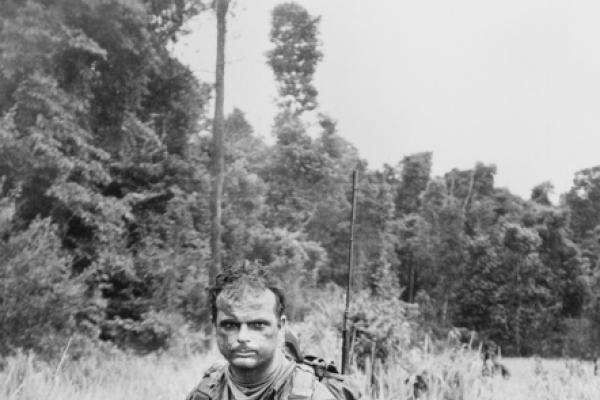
(184, 363), (227, 400)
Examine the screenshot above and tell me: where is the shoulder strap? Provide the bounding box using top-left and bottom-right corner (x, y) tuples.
(287, 364), (317, 400)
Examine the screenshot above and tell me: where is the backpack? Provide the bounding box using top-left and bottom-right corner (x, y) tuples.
(301, 355), (361, 400)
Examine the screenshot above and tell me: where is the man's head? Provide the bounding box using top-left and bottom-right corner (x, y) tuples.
(209, 265), (287, 374)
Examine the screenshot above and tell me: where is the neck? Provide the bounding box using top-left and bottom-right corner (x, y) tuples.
(229, 351), (283, 385)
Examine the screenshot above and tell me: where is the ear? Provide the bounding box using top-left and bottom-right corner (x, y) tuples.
(278, 314), (287, 330)
(278, 315), (287, 346)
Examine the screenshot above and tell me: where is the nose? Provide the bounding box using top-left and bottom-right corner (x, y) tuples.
(237, 323), (250, 343)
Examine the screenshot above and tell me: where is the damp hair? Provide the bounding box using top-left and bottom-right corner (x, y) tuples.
(209, 263), (286, 324)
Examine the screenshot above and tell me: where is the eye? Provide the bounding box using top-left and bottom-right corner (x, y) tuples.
(250, 321), (268, 329)
(220, 321), (239, 330)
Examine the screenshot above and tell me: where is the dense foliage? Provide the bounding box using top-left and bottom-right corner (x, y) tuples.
(1, 0), (599, 359)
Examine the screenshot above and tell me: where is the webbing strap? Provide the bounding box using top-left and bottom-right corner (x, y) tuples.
(287, 365), (316, 400)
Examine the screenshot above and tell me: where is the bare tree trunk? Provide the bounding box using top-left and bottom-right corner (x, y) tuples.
(442, 297), (448, 323)
(210, 0), (230, 284)
(408, 262), (415, 303)
(462, 170), (475, 214)
(407, 253), (416, 303)
(515, 262), (522, 355)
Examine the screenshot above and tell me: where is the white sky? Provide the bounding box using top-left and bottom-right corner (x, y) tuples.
(172, 0), (600, 201)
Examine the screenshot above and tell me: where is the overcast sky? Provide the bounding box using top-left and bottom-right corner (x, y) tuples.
(172, 0), (600, 201)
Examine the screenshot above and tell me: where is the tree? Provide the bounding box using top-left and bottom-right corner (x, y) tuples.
(209, 0), (230, 284)
(267, 2), (323, 114)
(418, 178), (467, 319)
(0, 0), (212, 352)
(528, 206), (587, 319)
(501, 223), (563, 355)
(565, 166), (600, 241)
(0, 218), (88, 357)
(389, 214), (435, 303)
(142, 57), (210, 156)
(563, 167), (600, 356)
(220, 109), (269, 265)
(261, 111), (367, 286)
(531, 181), (554, 206)
(395, 152), (432, 216)
(354, 168), (396, 293)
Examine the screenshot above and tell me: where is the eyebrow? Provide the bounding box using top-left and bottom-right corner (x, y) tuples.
(217, 318), (272, 326)
(248, 319), (271, 325)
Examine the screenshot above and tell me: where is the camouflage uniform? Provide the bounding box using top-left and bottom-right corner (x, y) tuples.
(186, 363), (336, 400)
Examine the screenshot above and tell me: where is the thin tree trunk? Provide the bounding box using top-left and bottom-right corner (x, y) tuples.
(442, 297), (448, 324)
(210, 0), (230, 284)
(408, 261), (415, 303)
(462, 170), (475, 214)
(515, 262), (522, 355)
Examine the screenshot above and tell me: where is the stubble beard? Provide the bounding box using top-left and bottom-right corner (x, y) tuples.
(229, 348), (273, 371)
(228, 348), (281, 383)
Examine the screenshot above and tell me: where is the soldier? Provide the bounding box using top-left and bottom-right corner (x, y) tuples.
(185, 266), (335, 400)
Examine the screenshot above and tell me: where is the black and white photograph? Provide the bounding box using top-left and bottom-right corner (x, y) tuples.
(1, 1), (600, 399)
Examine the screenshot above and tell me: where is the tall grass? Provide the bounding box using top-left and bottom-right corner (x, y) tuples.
(1, 348), (219, 400)
(2, 287), (598, 400)
(2, 344), (599, 400)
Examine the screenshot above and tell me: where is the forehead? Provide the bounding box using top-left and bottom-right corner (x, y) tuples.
(216, 287), (278, 321)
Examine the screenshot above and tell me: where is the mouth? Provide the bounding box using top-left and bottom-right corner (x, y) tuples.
(232, 350), (256, 357)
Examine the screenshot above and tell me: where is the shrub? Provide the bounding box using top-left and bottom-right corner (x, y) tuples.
(289, 284), (417, 369)
(0, 218), (87, 358)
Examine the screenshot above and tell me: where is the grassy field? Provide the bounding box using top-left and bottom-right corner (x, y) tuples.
(2, 345), (599, 400)
(1, 348), (219, 400)
(487, 357), (599, 400)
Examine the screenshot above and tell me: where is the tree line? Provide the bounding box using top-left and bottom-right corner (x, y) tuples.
(0, 0), (599, 358)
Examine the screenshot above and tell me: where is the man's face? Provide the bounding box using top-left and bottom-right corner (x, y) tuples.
(215, 287), (284, 371)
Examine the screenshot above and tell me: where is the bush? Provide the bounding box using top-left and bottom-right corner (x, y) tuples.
(99, 311), (211, 355)
(0, 218), (87, 358)
(289, 284), (417, 369)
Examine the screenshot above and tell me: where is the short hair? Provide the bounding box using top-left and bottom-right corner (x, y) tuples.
(209, 263), (286, 324)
